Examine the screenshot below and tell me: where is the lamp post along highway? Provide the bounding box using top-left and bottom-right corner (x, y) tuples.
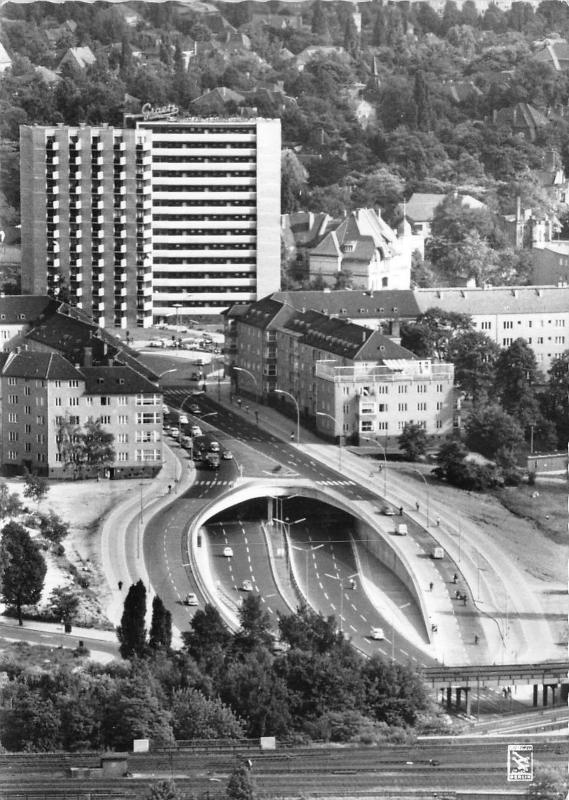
(412, 468), (430, 527)
(273, 388), (300, 444)
(316, 411), (343, 469)
(361, 436), (387, 496)
(233, 366), (259, 404)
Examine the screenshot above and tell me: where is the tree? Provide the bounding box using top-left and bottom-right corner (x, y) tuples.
(149, 595), (172, 651)
(226, 762), (257, 800)
(145, 780), (184, 800)
(49, 586), (80, 625)
(0, 483), (22, 520)
(234, 594), (273, 653)
(343, 14), (360, 58)
(170, 688), (244, 740)
(527, 764), (568, 799)
(23, 470), (49, 506)
(401, 308), (473, 360)
(398, 423), (428, 461)
(83, 418), (115, 475)
(38, 510), (69, 546)
(494, 338), (542, 428)
(117, 580), (147, 659)
(0, 521), (46, 625)
(447, 331), (501, 402)
(464, 404), (525, 465)
(544, 350), (569, 447)
(183, 603), (232, 665)
(278, 605), (341, 654)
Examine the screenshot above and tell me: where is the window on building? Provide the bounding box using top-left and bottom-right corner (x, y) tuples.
(436, 401), (443, 410)
(25, 424), (31, 434)
(100, 415), (111, 425)
(118, 415), (128, 424)
(378, 403), (387, 412)
(35, 397), (44, 407)
(377, 422), (388, 430)
(25, 405), (31, 414)
(417, 402), (427, 411)
(85, 397), (93, 406)
(55, 397), (62, 406)
(100, 396), (111, 406)
(136, 412), (159, 424)
(397, 421), (406, 430)
(436, 420), (443, 429)
(8, 431), (18, 441)
(135, 449), (161, 462)
(503, 321), (513, 329)
(24, 386), (31, 396)
(36, 434), (45, 443)
(8, 413), (17, 423)
(117, 433), (128, 443)
(417, 384), (427, 393)
(136, 394), (161, 405)
(481, 321), (491, 330)
(502, 338), (513, 346)
(69, 380), (79, 388)
(398, 403), (408, 412)
(398, 385), (408, 394)
(537, 337), (544, 344)
(36, 415), (45, 425)
(361, 406), (374, 415)
(37, 453), (46, 463)
(8, 395), (17, 404)
(117, 452), (128, 462)
(555, 336), (565, 344)
(436, 384), (443, 392)
(117, 396), (128, 405)
(7, 377), (16, 386)
(69, 415), (79, 425)
(69, 397), (79, 406)
(361, 421), (373, 431)
(55, 380), (62, 388)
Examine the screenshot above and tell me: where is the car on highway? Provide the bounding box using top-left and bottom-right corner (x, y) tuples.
(241, 579), (253, 591)
(169, 427), (180, 438)
(185, 592), (198, 606)
(190, 372), (202, 381)
(179, 414), (189, 425)
(162, 404), (169, 414)
(204, 451), (220, 470)
(381, 505), (396, 515)
(190, 425), (202, 437)
(208, 440), (221, 453)
(370, 627), (385, 640)
(189, 404), (201, 415)
(223, 546), (234, 557)
(222, 449), (233, 460)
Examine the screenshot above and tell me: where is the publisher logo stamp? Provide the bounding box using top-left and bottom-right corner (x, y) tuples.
(507, 744), (533, 782)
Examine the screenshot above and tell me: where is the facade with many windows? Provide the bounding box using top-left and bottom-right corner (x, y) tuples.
(0, 353), (163, 478)
(131, 115), (281, 320)
(20, 125), (154, 329)
(227, 297), (455, 450)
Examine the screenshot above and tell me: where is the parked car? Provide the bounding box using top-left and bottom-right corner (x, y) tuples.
(370, 627), (385, 640)
(169, 427), (180, 438)
(223, 546), (234, 557)
(194, 358), (206, 366)
(381, 505), (395, 516)
(185, 593), (198, 606)
(394, 523), (408, 536)
(190, 372), (202, 381)
(162, 404), (169, 414)
(190, 425), (202, 437)
(241, 579), (253, 592)
(189, 404), (201, 415)
(222, 449), (233, 460)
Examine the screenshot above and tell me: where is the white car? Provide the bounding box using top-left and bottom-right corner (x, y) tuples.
(169, 427), (180, 438)
(190, 425), (202, 437)
(179, 414), (189, 425)
(370, 627), (385, 640)
(241, 579), (253, 592)
(185, 592), (198, 606)
(223, 546), (234, 558)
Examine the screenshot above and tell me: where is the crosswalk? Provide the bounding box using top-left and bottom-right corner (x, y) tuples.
(193, 479), (234, 487)
(315, 479), (358, 487)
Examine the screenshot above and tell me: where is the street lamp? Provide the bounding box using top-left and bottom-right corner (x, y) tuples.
(233, 366), (259, 404)
(316, 411), (342, 469)
(289, 540), (323, 608)
(411, 468), (430, 527)
(361, 435), (387, 497)
(324, 572), (358, 632)
(273, 388), (300, 444)
(157, 368), (178, 380)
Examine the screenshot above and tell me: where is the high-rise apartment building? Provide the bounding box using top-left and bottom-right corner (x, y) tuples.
(131, 115), (281, 320)
(20, 125), (154, 330)
(21, 115), (281, 326)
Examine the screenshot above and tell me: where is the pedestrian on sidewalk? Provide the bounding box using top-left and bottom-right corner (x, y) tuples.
(118, 580), (123, 591)
(255, 410), (259, 425)
(237, 398), (242, 408)
(462, 594), (467, 606)
(429, 581), (434, 592)
(290, 432), (295, 441)
(474, 635), (479, 645)
(435, 516), (440, 526)
(453, 572), (458, 584)
(399, 506), (403, 516)
(168, 484), (172, 494)
(415, 501), (420, 512)
(245, 404), (249, 413)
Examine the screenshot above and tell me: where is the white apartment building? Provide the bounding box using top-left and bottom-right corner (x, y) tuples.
(132, 115), (281, 320)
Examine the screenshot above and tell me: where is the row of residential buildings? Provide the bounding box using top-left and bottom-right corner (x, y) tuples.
(0, 296), (163, 479)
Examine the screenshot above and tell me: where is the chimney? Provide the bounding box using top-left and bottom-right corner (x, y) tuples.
(83, 346), (92, 367)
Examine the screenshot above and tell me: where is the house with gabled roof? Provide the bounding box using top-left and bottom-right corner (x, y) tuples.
(405, 193), (486, 237)
(308, 208), (415, 291)
(57, 46), (96, 73)
(534, 37), (569, 71)
(491, 103), (550, 142)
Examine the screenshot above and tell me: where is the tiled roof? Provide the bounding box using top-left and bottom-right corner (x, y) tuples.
(0, 295), (57, 324)
(414, 286), (569, 314)
(280, 308), (415, 361)
(81, 366), (159, 395)
(3, 351), (83, 380)
(271, 289), (422, 319)
(237, 297), (294, 330)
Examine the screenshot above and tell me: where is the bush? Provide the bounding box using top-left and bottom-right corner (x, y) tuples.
(38, 511), (69, 545)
